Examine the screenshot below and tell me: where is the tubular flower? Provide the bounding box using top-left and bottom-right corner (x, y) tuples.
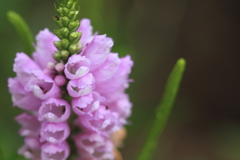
(8, 6), (132, 160)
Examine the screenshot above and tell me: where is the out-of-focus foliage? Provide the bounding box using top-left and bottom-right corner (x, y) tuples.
(1, 0), (240, 160)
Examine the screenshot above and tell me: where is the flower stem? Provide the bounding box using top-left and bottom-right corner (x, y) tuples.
(137, 58), (186, 160)
(7, 11), (35, 55)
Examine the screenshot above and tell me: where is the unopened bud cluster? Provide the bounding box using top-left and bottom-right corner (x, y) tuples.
(53, 0), (81, 61)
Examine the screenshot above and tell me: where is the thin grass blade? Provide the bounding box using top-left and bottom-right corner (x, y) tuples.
(7, 11), (34, 55)
(138, 58), (186, 160)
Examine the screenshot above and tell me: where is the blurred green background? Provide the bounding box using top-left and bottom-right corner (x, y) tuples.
(1, 0), (240, 160)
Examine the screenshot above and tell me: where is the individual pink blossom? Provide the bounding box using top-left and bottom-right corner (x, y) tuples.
(15, 113), (41, 137)
(24, 70), (61, 100)
(13, 53), (40, 85)
(77, 106), (121, 134)
(92, 53), (121, 83)
(72, 91), (105, 116)
(107, 93), (132, 125)
(41, 141), (69, 160)
(32, 29), (58, 69)
(64, 55), (91, 79)
(74, 133), (114, 160)
(82, 34), (113, 70)
(38, 98), (71, 123)
(95, 55), (133, 95)
(40, 122), (70, 143)
(8, 78), (42, 111)
(18, 137), (41, 160)
(77, 18), (93, 47)
(67, 73), (95, 97)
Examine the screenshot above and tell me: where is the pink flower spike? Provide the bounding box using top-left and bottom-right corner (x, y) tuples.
(72, 91), (105, 116)
(67, 73), (95, 97)
(92, 53), (121, 83)
(74, 133), (114, 160)
(64, 55), (91, 79)
(82, 34), (113, 70)
(25, 70), (61, 100)
(40, 122), (70, 143)
(38, 98), (70, 123)
(32, 29), (58, 69)
(15, 113), (41, 137)
(41, 141), (69, 160)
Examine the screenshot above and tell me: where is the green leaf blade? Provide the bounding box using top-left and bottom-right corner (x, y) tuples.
(7, 11), (34, 55)
(138, 58), (186, 160)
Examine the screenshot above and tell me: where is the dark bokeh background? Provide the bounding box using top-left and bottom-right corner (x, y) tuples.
(1, 0), (240, 160)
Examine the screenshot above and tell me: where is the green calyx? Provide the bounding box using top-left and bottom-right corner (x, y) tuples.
(53, 0), (81, 62)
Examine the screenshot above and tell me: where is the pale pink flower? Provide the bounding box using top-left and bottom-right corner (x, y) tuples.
(67, 73), (95, 97)
(64, 55), (91, 79)
(38, 98), (71, 123)
(41, 141), (69, 160)
(32, 29), (58, 69)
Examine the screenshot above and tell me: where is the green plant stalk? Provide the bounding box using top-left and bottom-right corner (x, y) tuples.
(7, 11), (35, 55)
(138, 58), (186, 160)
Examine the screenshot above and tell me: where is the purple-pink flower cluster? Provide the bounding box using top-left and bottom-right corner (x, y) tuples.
(8, 19), (133, 160)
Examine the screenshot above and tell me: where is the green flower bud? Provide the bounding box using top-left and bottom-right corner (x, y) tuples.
(62, 16), (69, 26)
(69, 31), (81, 43)
(71, 2), (78, 10)
(69, 44), (80, 54)
(53, 51), (62, 61)
(70, 11), (79, 20)
(54, 41), (63, 50)
(68, 11), (75, 19)
(61, 50), (70, 60)
(54, 29), (64, 39)
(67, 0), (74, 8)
(56, 7), (64, 17)
(68, 20), (80, 31)
(61, 39), (70, 49)
(61, 27), (69, 38)
(63, 7), (69, 15)
(53, 16), (63, 27)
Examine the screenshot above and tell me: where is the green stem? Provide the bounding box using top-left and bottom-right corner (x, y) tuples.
(7, 11), (35, 55)
(137, 58), (186, 160)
